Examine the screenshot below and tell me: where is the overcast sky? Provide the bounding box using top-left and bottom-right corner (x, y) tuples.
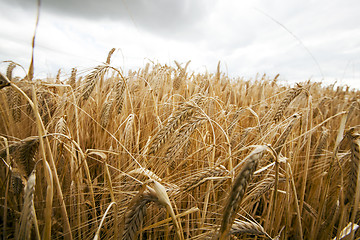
(0, 0), (359, 88)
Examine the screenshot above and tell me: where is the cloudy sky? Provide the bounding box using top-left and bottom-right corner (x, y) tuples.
(0, 0), (359, 88)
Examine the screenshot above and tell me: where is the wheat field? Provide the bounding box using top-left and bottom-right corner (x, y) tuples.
(1, 51), (360, 239)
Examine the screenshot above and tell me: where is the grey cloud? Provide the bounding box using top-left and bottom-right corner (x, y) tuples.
(9, 0), (215, 39)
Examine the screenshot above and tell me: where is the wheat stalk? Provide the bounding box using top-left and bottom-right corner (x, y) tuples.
(55, 116), (68, 150)
(151, 180), (184, 240)
(127, 167), (163, 182)
(94, 202), (117, 240)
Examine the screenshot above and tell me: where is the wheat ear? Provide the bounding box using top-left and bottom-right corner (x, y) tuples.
(6, 62), (16, 80)
(274, 113), (300, 153)
(230, 219), (271, 239)
(12, 89), (22, 122)
(227, 108), (244, 136)
(314, 127), (329, 160)
(4, 65), (21, 121)
(183, 165), (228, 192)
(6, 86), (22, 122)
(17, 170), (40, 240)
(55, 69), (61, 83)
(69, 68), (77, 89)
(0, 72), (11, 90)
(165, 116), (205, 163)
(100, 99), (114, 128)
(55, 116), (67, 149)
(147, 96), (203, 155)
(124, 114), (135, 152)
(173, 67), (184, 91)
(219, 145), (267, 239)
(106, 48), (116, 64)
(244, 177), (286, 203)
(115, 79), (126, 114)
(0, 136), (39, 177)
(80, 65), (109, 101)
(11, 168), (25, 196)
(273, 83), (303, 123)
(345, 128), (360, 204)
(147, 104), (196, 155)
(122, 186), (158, 240)
(345, 100), (358, 125)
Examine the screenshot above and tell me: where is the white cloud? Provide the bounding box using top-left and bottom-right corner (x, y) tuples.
(0, 0), (359, 88)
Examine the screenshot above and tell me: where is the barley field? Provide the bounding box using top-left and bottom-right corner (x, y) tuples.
(1, 52), (360, 239)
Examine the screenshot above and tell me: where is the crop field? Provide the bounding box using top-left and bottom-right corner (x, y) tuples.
(1, 51), (360, 239)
